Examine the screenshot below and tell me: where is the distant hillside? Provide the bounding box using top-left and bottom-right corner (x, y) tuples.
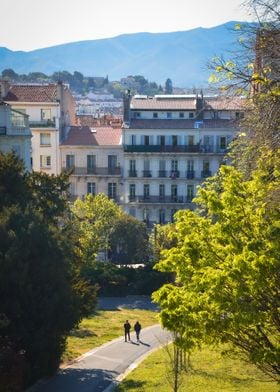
(0, 21), (245, 87)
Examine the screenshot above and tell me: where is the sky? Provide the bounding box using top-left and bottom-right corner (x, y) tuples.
(1, 0), (252, 51)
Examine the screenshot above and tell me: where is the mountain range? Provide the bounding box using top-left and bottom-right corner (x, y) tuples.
(0, 21), (244, 87)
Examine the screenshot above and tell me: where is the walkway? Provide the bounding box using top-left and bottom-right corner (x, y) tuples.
(28, 296), (171, 392)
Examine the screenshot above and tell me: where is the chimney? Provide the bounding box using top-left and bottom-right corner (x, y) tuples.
(123, 89), (131, 123)
(196, 90), (204, 120)
(56, 80), (63, 102)
(0, 80), (10, 99)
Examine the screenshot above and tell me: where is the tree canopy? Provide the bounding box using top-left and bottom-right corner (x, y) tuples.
(0, 153), (97, 390)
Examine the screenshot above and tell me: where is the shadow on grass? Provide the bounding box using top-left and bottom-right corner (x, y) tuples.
(117, 379), (147, 390)
(191, 368), (261, 385)
(69, 329), (97, 338)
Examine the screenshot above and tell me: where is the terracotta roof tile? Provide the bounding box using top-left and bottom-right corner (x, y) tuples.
(4, 84), (58, 102)
(204, 97), (246, 111)
(61, 126), (122, 146)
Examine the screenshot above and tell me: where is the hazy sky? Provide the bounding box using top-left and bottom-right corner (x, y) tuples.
(2, 0), (252, 51)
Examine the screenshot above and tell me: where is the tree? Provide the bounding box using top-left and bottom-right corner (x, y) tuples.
(109, 213), (149, 264)
(165, 78), (173, 94)
(1, 68), (18, 81)
(0, 153), (97, 389)
(153, 160), (280, 382)
(72, 193), (122, 262)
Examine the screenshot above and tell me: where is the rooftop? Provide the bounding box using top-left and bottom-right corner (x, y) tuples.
(4, 84), (59, 103)
(61, 125), (122, 146)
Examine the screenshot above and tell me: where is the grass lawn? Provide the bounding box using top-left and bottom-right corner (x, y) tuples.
(116, 344), (278, 392)
(62, 309), (159, 363)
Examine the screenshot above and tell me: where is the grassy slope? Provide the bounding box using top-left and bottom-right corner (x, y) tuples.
(63, 309), (159, 362)
(116, 345), (278, 392)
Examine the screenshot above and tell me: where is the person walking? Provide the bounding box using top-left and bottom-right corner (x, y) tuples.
(134, 321), (141, 342)
(124, 320), (131, 342)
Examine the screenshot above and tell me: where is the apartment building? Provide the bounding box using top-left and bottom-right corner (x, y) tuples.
(121, 92), (244, 226)
(1, 80), (75, 174)
(0, 101), (32, 170)
(60, 125), (123, 201)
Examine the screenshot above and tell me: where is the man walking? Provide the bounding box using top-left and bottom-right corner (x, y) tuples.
(134, 321), (141, 342)
(124, 320), (131, 342)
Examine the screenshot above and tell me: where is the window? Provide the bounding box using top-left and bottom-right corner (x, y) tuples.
(187, 159), (194, 171)
(129, 207), (136, 217)
(41, 108), (51, 121)
(153, 112), (158, 118)
(87, 155), (96, 172)
(87, 182), (96, 195)
(187, 185), (194, 201)
(131, 135), (136, 145)
(188, 135), (194, 145)
(219, 137), (227, 150)
(144, 135), (149, 146)
(203, 160), (210, 171)
(167, 112), (172, 119)
(171, 160), (178, 171)
(171, 184), (177, 201)
(179, 112), (184, 118)
(108, 182), (117, 200)
(129, 184), (136, 200)
(40, 133), (51, 146)
(189, 112), (194, 119)
(171, 209), (177, 222)
(159, 209), (165, 224)
(235, 111), (244, 120)
(172, 135), (178, 146)
(159, 184), (165, 199)
(66, 154), (75, 169)
(159, 135), (165, 146)
(130, 159), (136, 171)
(144, 184), (150, 200)
(108, 155), (117, 169)
(136, 112), (141, 118)
(40, 155), (51, 168)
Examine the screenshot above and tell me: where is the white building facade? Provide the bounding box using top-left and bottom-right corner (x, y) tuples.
(1, 81), (75, 174)
(121, 93), (244, 226)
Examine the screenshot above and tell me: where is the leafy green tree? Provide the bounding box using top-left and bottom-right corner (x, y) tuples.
(109, 213), (149, 264)
(0, 153), (97, 389)
(72, 193), (122, 262)
(153, 160), (280, 381)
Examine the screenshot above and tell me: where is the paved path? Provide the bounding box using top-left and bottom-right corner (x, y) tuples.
(28, 324), (171, 392)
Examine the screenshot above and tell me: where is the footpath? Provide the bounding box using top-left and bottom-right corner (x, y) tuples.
(28, 296), (171, 392)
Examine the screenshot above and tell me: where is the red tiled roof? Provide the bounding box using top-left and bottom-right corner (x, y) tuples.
(204, 97), (246, 111)
(4, 84), (58, 102)
(61, 126), (122, 146)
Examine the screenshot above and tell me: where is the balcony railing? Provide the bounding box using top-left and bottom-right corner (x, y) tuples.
(143, 170), (152, 177)
(201, 170), (212, 178)
(170, 170), (180, 179)
(29, 120), (56, 128)
(124, 145), (228, 154)
(186, 170), (195, 179)
(158, 170), (167, 178)
(63, 166), (121, 176)
(128, 195), (194, 204)
(128, 170), (138, 177)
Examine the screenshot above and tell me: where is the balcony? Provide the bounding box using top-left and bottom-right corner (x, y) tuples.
(169, 170), (180, 179)
(143, 170), (152, 177)
(128, 170), (138, 177)
(128, 195), (191, 204)
(29, 119), (56, 128)
(201, 170), (212, 178)
(63, 166), (121, 176)
(186, 170), (195, 179)
(158, 170), (167, 178)
(124, 144), (228, 154)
